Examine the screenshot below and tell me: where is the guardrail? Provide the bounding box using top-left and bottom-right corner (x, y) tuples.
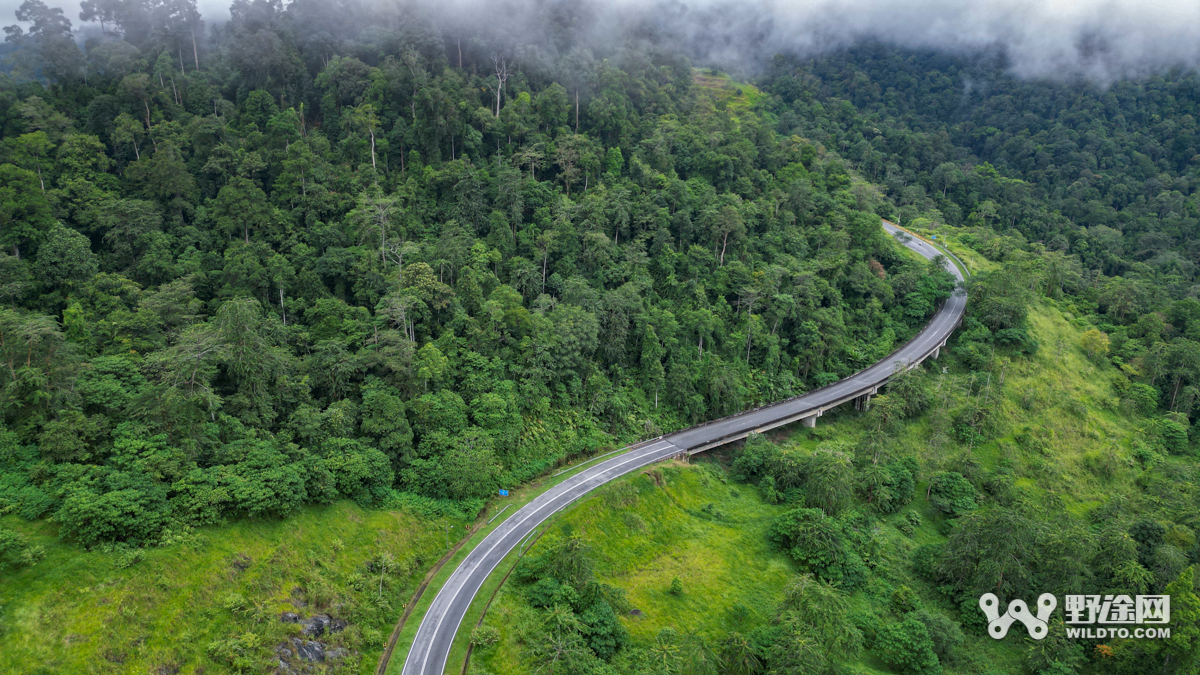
(677, 295), (961, 454)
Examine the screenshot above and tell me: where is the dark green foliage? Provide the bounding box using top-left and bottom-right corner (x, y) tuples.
(934, 509), (1079, 602)
(516, 533), (629, 664)
(56, 479), (170, 547)
(320, 437), (394, 505)
(928, 472), (976, 516)
(911, 543), (944, 583)
(861, 458), (917, 514)
(873, 618), (941, 675)
(0, 525), (43, 568)
(908, 609), (963, 665)
(1149, 417), (1190, 454)
(0, 11), (972, 549)
(171, 440), (309, 525)
(526, 576), (579, 609)
(767, 507), (868, 589)
(579, 600), (627, 660)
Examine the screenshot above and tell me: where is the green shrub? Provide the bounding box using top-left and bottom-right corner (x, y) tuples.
(579, 600), (627, 659)
(1148, 417), (1189, 454)
(56, 484), (170, 547)
(874, 618), (941, 675)
(909, 609), (964, 664)
(768, 507), (867, 589)
(929, 472), (977, 516)
(891, 585), (919, 613)
(470, 625), (501, 649)
(0, 526), (43, 568)
(320, 437), (394, 504)
(172, 439), (310, 526)
(911, 543), (944, 582)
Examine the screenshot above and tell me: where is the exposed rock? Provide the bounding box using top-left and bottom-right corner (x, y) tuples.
(628, 608), (644, 617)
(301, 614), (347, 637)
(280, 612), (301, 623)
(327, 647), (349, 660)
(291, 638), (325, 662)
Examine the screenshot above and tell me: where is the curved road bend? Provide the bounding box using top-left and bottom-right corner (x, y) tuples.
(399, 220), (967, 675)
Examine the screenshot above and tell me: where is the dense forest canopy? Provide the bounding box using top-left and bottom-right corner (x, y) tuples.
(0, 0), (957, 547)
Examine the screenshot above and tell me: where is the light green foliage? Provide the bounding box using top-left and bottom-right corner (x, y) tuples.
(1081, 328), (1110, 359)
(0, 502), (451, 673)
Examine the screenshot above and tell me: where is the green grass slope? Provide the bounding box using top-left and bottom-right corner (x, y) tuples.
(0, 502), (462, 675)
(472, 462), (794, 673)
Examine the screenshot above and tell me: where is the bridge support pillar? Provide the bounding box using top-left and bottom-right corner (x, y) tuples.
(802, 415), (817, 428)
(932, 345), (940, 360)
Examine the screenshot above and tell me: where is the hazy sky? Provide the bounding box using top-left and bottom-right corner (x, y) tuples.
(7, 0), (1200, 82)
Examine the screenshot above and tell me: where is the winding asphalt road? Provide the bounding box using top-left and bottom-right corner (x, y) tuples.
(398, 220), (967, 675)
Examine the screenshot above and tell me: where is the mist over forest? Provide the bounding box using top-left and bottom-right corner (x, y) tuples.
(8, 0), (1200, 83)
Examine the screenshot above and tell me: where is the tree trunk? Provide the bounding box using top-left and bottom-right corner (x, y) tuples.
(457, 38), (462, 68)
(719, 231), (729, 265)
(191, 29), (199, 70)
(279, 288), (287, 326)
(370, 129), (377, 170)
(575, 89), (580, 133)
(144, 100), (157, 151)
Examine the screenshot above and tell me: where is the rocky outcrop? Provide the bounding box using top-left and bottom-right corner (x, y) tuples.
(275, 612), (351, 672)
(279, 612), (347, 637)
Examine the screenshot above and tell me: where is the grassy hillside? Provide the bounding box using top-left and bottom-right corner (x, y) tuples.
(477, 461), (792, 672)
(0, 502), (466, 675)
(692, 68), (765, 116)
(465, 298), (1200, 675)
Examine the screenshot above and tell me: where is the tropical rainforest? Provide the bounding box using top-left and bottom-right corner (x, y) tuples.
(0, 0), (1196, 674)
